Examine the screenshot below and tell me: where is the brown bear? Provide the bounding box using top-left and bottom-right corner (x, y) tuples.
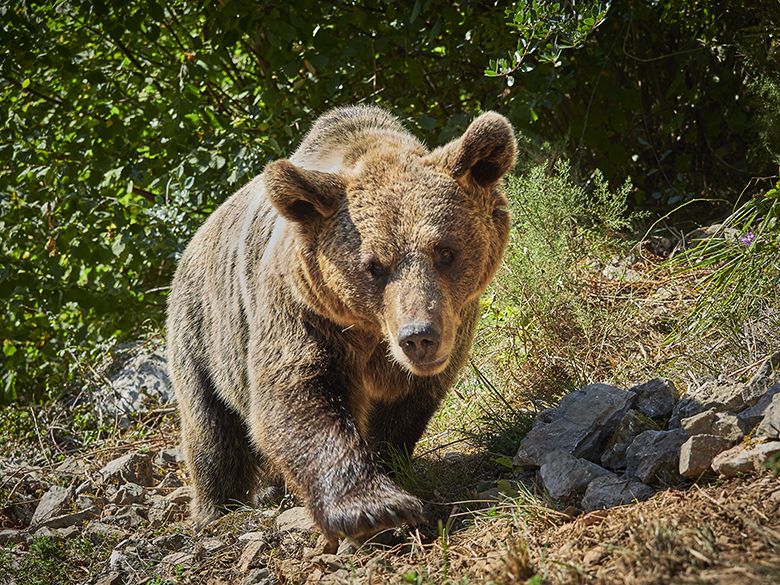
(166, 105), (515, 542)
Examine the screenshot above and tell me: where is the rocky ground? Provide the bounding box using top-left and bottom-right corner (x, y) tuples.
(1, 347), (779, 584)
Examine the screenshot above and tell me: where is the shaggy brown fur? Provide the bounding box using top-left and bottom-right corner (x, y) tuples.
(166, 105), (515, 542)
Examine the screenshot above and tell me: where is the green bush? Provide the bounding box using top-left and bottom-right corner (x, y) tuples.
(478, 159), (636, 396)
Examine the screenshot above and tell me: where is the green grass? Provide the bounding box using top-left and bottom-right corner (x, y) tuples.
(668, 180), (780, 340)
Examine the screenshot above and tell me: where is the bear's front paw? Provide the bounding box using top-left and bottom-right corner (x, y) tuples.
(318, 475), (424, 540)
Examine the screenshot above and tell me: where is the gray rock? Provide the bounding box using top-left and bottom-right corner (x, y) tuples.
(86, 522), (129, 542)
(514, 384), (635, 466)
(600, 410), (659, 470)
(678, 434), (733, 478)
(742, 352), (780, 406)
(680, 409), (717, 435)
(38, 507), (99, 529)
(630, 378), (677, 419)
(151, 533), (186, 551)
(670, 379), (745, 427)
(275, 506), (316, 532)
(154, 447), (184, 467)
(239, 531), (270, 543)
(55, 457), (86, 477)
(155, 471), (183, 490)
(625, 429), (688, 485)
(239, 539), (269, 573)
(711, 441), (780, 477)
(0, 529), (27, 545)
(538, 450), (610, 501)
(99, 452), (154, 486)
(162, 551), (194, 570)
(165, 485), (192, 505)
(755, 393), (780, 439)
(101, 347), (174, 419)
(111, 482), (145, 506)
(30, 485), (74, 527)
(738, 382), (780, 430)
(95, 572), (123, 585)
(147, 495), (175, 528)
(108, 550), (128, 572)
(105, 504), (147, 529)
(711, 412), (747, 442)
(243, 567), (277, 585)
(580, 474), (654, 511)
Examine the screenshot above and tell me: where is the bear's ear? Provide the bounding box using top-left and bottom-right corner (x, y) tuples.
(431, 112), (516, 189)
(264, 160), (346, 224)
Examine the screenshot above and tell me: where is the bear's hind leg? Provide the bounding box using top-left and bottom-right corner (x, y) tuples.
(177, 367), (259, 526)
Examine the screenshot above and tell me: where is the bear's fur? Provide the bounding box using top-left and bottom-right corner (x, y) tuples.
(166, 105), (515, 541)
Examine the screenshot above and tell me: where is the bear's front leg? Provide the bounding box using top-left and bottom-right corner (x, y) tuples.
(248, 367), (424, 542)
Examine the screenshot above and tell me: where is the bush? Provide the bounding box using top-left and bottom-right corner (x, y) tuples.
(477, 160), (636, 399)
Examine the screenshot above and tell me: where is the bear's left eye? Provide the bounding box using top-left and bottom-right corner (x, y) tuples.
(434, 246), (455, 268)
(363, 257), (389, 282)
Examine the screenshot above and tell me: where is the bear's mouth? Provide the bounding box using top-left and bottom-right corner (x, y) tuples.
(406, 355), (449, 376)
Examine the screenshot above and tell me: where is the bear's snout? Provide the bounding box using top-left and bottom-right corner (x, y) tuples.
(398, 321), (441, 364)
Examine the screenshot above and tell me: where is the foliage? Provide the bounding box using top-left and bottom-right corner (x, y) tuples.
(0, 0), (517, 401)
(480, 159), (637, 395)
(0, 535), (113, 585)
(1, 0), (779, 401)
(669, 181), (780, 339)
(492, 0), (780, 206)
(486, 0), (611, 80)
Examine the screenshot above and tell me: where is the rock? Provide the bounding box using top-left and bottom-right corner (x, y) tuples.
(165, 485), (192, 505)
(275, 507), (316, 532)
(711, 413), (747, 442)
(755, 393), (780, 439)
(108, 550), (128, 572)
(86, 522), (129, 542)
(95, 572), (124, 585)
(600, 410), (658, 470)
(738, 383), (780, 430)
(155, 471), (183, 489)
(238, 531), (269, 543)
(147, 495), (175, 528)
(38, 507), (99, 529)
(239, 539), (269, 573)
(243, 567), (277, 585)
(670, 379), (746, 427)
(30, 485), (74, 527)
(678, 435), (733, 478)
(105, 504), (147, 529)
(162, 551), (194, 569)
(630, 378), (677, 419)
(152, 533), (186, 551)
(580, 475), (654, 511)
(711, 441), (780, 477)
(99, 452), (154, 486)
(154, 447), (184, 467)
(742, 353), (780, 406)
(680, 409), (717, 435)
(0, 529), (27, 545)
(111, 482), (146, 506)
(538, 450), (610, 501)
(625, 429), (688, 485)
(101, 347), (174, 419)
(602, 256), (642, 282)
(55, 457), (86, 477)
(514, 384), (635, 466)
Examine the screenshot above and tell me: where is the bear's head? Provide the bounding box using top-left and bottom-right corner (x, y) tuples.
(264, 112), (515, 376)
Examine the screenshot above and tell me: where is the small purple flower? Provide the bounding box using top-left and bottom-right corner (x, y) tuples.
(739, 232), (756, 246)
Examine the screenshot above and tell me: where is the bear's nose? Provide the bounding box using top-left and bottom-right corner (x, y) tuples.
(398, 322), (440, 363)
